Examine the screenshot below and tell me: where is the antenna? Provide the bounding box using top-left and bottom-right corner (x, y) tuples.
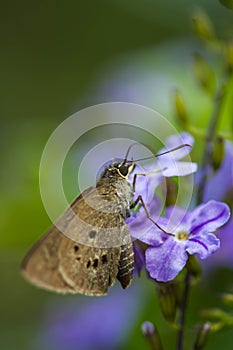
(123, 142), (192, 163)
(133, 144), (191, 162)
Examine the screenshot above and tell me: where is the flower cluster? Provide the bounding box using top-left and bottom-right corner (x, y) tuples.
(127, 133), (231, 282)
(134, 201), (229, 281)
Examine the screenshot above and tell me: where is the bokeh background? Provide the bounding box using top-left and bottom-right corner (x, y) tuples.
(1, 1), (233, 349)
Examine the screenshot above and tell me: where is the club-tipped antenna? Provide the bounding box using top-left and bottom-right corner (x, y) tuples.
(133, 143), (191, 162)
(125, 143), (191, 163)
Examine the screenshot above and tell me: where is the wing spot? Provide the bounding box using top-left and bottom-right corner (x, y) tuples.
(101, 254), (108, 264)
(86, 260), (91, 268)
(76, 256), (81, 261)
(89, 230), (97, 239)
(93, 258), (99, 268)
(74, 245), (79, 252)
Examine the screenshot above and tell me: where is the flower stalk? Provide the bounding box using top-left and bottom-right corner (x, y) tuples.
(176, 271), (191, 350)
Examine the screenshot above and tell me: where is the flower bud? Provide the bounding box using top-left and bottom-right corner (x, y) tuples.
(156, 282), (177, 323)
(172, 89), (189, 128)
(192, 52), (216, 95)
(200, 308), (233, 331)
(211, 136), (225, 172)
(200, 308), (232, 323)
(220, 293), (233, 306)
(141, 321), (164, 350)
(192, 8), (215, 42)
(194, 322), (211, 350)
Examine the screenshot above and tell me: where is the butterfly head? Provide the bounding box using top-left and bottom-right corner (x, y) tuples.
(115, 160), (135, 179)
(98, 159), (135, 182)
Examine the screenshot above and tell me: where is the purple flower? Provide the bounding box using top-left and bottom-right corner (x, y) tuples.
(127, 132), (197, 228)
(127, 194), (162, 240)
(37, 286), (143, 350)
(200, 141), (233, 267)
(203, 141), (233, 202)
(130, 133), (197, 206)
(138, 200), (230, 282)
(155, 132), (197, 177)
(133, 241), (146, 276)
(206, 216), (233, 267)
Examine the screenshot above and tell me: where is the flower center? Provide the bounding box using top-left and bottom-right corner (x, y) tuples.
(176, 230), (189, 241)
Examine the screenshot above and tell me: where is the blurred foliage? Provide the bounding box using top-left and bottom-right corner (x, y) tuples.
(1, 1), (233, 350)
(218, 0), (233, 10)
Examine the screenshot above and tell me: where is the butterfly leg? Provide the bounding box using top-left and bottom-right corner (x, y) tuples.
(130, 188), (172, 236)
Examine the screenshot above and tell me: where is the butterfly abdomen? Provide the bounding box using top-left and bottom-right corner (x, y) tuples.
(117, 243), (134, 289)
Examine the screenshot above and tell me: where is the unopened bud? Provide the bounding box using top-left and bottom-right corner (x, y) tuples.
(192, 8), (215, 42)
(172, 89), (189, 128)
(212, 136), (225, 172)
(193, 52), (216, 95)
(194, 322), (211, 350)
(141, 321), (164, 350)
(156, 282), (177, 323)
(200, 308), (229, 322)
(200, 308), (233, 331)
(220, 293), (233, 306)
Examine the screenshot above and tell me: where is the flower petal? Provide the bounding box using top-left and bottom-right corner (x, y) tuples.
(132, 170), (163, 204)
(127, 195), (163, 240)
(133, 242), (145, 275)
(158, 206), (191, 234)
(137, 224), (167, 246)
(162, 161), (197, 177)
(188, 200), (230, 235)
(165, 205), (191, 224)
(186, 232), (220, 259)
(203, 141), (233, 201)
(129, 162), (164, 207)
(145, 237), (188, 282)
(159, 132), (194, 160)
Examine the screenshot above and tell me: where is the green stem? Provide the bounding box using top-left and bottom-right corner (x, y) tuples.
(176, 271), (191, 350)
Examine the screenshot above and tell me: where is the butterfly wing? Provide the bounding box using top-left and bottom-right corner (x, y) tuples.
(21, 228), (121, 295)
(21, 187), (132, 295)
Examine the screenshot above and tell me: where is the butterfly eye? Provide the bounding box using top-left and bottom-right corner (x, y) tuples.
(118, 164), (129, 177)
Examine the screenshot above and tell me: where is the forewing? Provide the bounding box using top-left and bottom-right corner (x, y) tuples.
(21, 187), (127, 295)
(21, 226), (122, 295)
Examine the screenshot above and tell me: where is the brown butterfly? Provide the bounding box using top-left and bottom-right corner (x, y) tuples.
(22, 143), (188, 296)
(21, 160), (136, 296)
